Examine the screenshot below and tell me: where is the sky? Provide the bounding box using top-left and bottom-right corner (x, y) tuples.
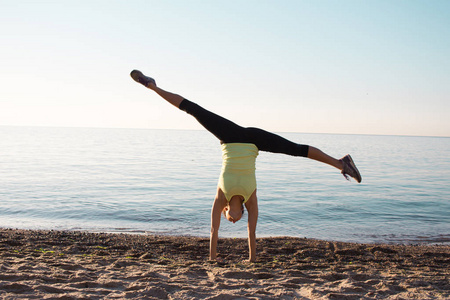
(1, 0), (449, 137)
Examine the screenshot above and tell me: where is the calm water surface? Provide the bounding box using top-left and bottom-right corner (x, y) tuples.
(1, 126), (449, 244)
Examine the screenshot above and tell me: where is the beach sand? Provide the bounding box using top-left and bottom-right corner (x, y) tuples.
(0, 229), (448, 299)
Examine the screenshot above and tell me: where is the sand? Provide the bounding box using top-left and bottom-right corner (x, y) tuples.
(0, 228), (448, 299)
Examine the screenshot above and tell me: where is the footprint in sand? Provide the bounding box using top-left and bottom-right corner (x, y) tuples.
(1, 283), (33, 293)
(319, 272), (348, 281)
(35, 284), (65, 294)
(222, 271), (255, 280)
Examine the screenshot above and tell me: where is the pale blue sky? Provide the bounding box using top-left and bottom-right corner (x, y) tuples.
(1, 0), (449, 136)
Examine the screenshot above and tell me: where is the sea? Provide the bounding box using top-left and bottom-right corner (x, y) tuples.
(1, 126), (449, 245)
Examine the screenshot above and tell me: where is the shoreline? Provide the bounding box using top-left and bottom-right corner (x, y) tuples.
(1, 228), (449, 299)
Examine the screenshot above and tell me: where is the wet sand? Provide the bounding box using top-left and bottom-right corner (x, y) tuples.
(0, 228), (448, 299)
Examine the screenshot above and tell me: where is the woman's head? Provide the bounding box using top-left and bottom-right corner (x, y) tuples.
(223, 195), (245, 223)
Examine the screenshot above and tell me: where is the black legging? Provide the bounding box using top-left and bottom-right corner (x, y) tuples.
(179, 99), (309, 157)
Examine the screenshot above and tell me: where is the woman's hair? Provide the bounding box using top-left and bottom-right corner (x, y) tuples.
(222, 205), (245, 218)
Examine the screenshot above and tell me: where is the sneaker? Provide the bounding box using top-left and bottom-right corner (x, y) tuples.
(340, 155), (362, 183)
(130, 70), (156, 87)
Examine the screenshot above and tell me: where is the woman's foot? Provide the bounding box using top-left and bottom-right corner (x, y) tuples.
(340, 155), (362, 183)
(130, 70), (156, 88)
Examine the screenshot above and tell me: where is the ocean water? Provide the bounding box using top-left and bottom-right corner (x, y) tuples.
(1, 126), (449, 244)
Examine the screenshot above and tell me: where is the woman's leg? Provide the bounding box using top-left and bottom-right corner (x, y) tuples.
(244, 127), (342, 170)
(149, 86), (245, 143)
(152, 86), (185, 108)
(307, 146), (343, 170)
(244, 127), (361, 182)
(131, 70), (184, 108)
(178, 99), (248, 144)
(130, 70), (247, 143)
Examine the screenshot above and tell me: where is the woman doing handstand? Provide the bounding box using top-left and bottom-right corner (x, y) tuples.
(130, 70), (362, 262)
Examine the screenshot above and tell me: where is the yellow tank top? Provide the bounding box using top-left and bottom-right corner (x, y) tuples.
(218, 143), (259, 203)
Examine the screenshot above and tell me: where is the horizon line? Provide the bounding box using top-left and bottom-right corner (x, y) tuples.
(1, 124), (449, 139)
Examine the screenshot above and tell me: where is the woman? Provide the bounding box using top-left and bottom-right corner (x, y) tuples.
(130, 70), (362, 262)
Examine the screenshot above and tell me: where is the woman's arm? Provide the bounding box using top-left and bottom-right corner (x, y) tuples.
(210, 189), (226, 261)
(245, 191), (258, 262)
